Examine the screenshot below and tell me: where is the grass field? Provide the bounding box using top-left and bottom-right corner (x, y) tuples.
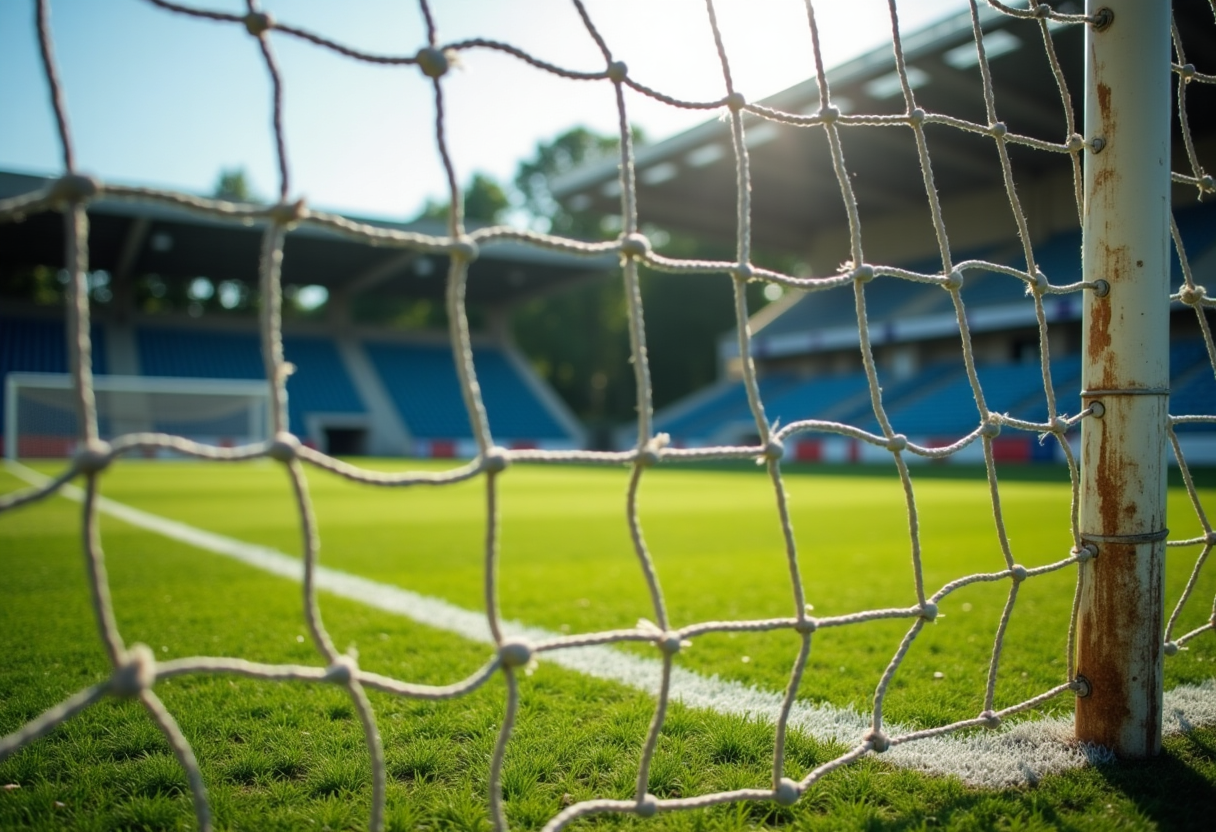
(2, 458), (1215, 831)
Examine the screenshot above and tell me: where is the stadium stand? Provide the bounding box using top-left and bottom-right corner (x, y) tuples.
(362, 340), (573, 454)
(550, 2), (1216, 465)
(643, 198), (1216, 462)
(136, 327), (365, 443)
(1, 161), (600, 459)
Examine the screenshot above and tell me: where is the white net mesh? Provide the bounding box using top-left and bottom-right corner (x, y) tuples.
(1, 1), (1214, 830)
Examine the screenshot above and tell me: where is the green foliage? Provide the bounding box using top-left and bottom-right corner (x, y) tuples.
(506, 125), (788, 428)
(0, 265), (68, 306)
(213, 167), (258, 203)
(515, 126), (642, 237)
(418, 172), (511, 225)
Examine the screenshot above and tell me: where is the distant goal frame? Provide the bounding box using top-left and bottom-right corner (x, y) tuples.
(4, 372), (273, 460)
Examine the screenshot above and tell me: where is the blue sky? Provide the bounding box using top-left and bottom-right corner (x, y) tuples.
(1, 0), (967, 221)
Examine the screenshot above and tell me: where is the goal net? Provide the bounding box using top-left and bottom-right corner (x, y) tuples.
(1, 1), (1214, 831)
(4, 373), (271, 459)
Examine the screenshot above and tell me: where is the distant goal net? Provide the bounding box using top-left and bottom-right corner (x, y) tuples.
(4, 373), (271, 459)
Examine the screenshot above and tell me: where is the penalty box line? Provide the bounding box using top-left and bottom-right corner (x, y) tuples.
(5, 459), (1215, 788)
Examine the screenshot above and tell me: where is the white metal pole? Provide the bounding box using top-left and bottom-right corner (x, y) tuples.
(1077, 0), (1172, 757)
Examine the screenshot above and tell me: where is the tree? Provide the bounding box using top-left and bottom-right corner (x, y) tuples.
(213, 167), (258, 202)
(508, 126), (776, 437)
(515, 126), (643, 237)
(417, 172), (510, 225)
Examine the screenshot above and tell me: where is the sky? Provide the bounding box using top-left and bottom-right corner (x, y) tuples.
(1, 0), (970, 221)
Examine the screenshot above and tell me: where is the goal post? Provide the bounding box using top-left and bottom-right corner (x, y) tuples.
(4, 373), (272, 460)
(1076, 0), (1172, 758)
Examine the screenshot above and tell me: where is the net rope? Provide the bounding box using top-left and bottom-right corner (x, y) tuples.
(1, 1), (1214, 830)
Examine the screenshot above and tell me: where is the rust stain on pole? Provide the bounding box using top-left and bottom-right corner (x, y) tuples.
(1076, 539), (1164, 752)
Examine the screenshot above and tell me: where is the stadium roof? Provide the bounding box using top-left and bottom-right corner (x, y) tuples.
(551, 1), (1216, 255)
(0, 170), (616, 308)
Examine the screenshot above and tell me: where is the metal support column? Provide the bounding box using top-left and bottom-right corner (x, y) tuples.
(1076, 1), (1172, 757)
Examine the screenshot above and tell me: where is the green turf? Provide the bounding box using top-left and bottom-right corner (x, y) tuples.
(2, 459), (1215, 830)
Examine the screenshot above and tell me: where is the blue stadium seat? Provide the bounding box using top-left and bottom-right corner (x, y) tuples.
(877, 362), (1049, 438)
(656, 373), (800, 441)
(362, 341), (566, 440)
(136, 328), (363, 434)
(1, 317), (107, 434)
(1170, 343), (1216, 432)
(762, 371), (871, 427)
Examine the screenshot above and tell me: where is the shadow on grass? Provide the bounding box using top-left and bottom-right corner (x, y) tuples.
(779, 727), (1216, 831)
(1088, 732), (1216, 832)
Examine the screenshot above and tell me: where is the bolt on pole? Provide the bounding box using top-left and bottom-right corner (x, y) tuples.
(1076, 1), (1171, 757)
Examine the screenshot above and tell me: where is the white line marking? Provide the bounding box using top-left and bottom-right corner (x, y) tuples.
(5, 460), (1215, 787)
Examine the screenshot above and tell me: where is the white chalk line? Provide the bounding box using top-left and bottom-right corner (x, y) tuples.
(5, 460), (1215, 787)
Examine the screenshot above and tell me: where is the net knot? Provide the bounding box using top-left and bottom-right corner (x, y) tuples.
(1201, 175), (1215, 193)
(1029, 270), (1049, 295)
(1073, 542), (1098, 563)
(636, 794), (659, 818)
(762, 437), (784, 461)
(989, 122), (1008, 138)
(732, 263), (754, 281)
(908, 108), (925, 127)
(267, 432), (299, 462)
(1050, 415), (1070, 434)
(1164, 641), (1180, 657)
(73, 440), (112, 475)
(268, 198), (308, 228)
(325, 654), (358, 685)
(1205, 530), (1216, 547)
(852, 264), (875, 284)
(943, 269), (964, 291)
(980, 709), (1002, 729)
(819, 105), (840, 124)
(50, 173), (101, 205)
(794, 616), (817, 634)
(637, 433), (670, 467)
(1010, 564), (1029, 583)
(606, 61), (628, 83)
(1035, 2), (1052, 18)
(618, 233), (651, 261)
(1180, 63), (1197, 81)
(656, 631), (688, 656)
(919, 602), (939, 622)
(498, 639), (533, 669)
(774, 777), (801, 806)
(1179, 284), (1206, 305)
(724, 92), (746, 112)
(449, 237), (479, 262)
(415, 47), (450, 79)
(243, 11), (274, 37)
(980, 419), (1001, 439)
(482, 447), (509, 474)
(863, 728), (890, 753)
(886, 434), (908, 453)
(110, 643), (156, 698)
(1067, 133), (1086, 153)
